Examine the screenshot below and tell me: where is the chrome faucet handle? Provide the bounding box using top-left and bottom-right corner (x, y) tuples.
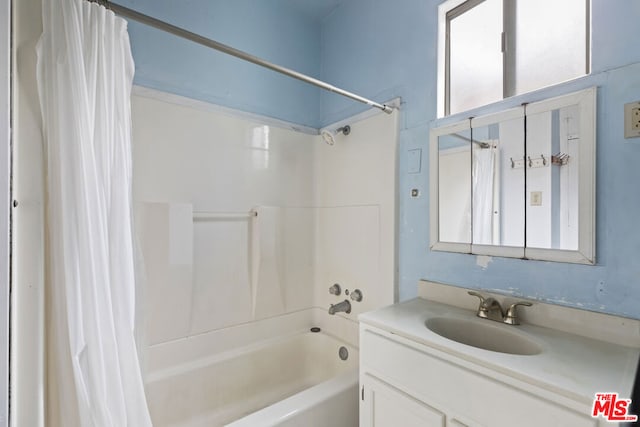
(503, 301), (532, 325)
(468, 291), (489, 319)
(329, 283), (341, 296)
(468, 291), (485, 304)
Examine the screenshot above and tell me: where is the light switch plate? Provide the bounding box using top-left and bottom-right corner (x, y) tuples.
(624, 101), (640, 138)
(407, 149), (422, 174)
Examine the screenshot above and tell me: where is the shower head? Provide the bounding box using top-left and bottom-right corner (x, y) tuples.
(321, 125), (351, 146)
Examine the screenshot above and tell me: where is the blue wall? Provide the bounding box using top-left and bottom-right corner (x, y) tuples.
(117, 0), (323, 127)
(321, 0), (640, 318)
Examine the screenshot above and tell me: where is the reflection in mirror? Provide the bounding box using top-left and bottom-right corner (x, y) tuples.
(472, 115), (524, 247)
(438, 130), (471, 244)
(526, 104), (580, 250)
(430, 87), (595, 263)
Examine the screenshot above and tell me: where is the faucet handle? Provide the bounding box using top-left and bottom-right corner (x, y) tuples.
(467, 291), (484, 304)
(468, 291), (486, 306)
(350, 289), (363, 302)
(504, 301), (532, 325)
(468, 291), (489, 318)
(329, 283), (341, 295)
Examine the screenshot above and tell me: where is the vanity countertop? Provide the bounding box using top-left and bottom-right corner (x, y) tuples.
(359, 296), (640, 404)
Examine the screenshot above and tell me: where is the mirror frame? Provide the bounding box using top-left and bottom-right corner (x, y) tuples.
(429, 87), (597, 264)
(429, 119), (471, 254)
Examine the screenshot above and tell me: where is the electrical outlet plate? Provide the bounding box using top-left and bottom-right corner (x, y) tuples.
(624, 101), (640, 138)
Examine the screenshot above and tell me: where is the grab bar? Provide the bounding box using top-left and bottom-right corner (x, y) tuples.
(193, 210), (257, 220)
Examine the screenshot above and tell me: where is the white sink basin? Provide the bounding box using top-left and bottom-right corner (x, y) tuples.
(425, 317), (542, 355)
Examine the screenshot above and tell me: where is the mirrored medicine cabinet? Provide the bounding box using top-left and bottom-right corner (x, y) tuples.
(429, 87), (596, 264)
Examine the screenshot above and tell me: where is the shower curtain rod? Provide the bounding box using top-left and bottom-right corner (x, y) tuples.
(91, 0), (395, 115)
(452, 132), (491, 149)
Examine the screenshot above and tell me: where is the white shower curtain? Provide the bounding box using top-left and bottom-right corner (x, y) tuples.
(37, 0), (152, 425)
(472, 145), (497, 245)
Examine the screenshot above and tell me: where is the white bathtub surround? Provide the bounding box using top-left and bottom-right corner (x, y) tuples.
(131, 86), (319, 136)
(169, 204), (195, 266)
(133, 94), (317, 346)
(133, 90), (398, 425)
(133, 90), (397, 349)
(313, 107), (398, 319)
(136, 203), (318, 345)
(146, 331), (358, 427)
(137, 203), (195, 345)
(251, 206), (285, 320)
(37, 1), (152, 425)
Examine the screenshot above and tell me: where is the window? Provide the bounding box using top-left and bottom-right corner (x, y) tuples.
(438, 0), (590, 116)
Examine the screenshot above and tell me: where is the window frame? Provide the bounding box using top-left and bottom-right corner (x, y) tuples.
(437, 0), (591, 117)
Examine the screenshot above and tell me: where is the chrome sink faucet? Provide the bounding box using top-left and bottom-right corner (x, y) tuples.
(468, 291), (504, 321)
(468, 291), (532, 325)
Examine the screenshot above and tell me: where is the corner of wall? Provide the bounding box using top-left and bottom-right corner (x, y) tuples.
(11, 0), (46, 424)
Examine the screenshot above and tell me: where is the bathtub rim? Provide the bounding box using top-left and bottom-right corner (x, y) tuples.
(224, 367), (359, 427)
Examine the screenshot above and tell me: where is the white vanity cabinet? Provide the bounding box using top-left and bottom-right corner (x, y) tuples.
(360, 324), (596, 427)
(359, 285), (640, 427)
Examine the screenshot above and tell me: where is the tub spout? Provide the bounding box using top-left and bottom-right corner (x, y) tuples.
(328, 300), (351, 315)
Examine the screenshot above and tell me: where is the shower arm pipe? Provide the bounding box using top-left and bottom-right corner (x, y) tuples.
(92, 0), (395, 115)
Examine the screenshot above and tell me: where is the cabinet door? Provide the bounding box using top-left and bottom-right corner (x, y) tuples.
(360, 374), (445, 427)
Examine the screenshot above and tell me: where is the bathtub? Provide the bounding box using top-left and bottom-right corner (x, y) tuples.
(145, 331), (359, 427)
